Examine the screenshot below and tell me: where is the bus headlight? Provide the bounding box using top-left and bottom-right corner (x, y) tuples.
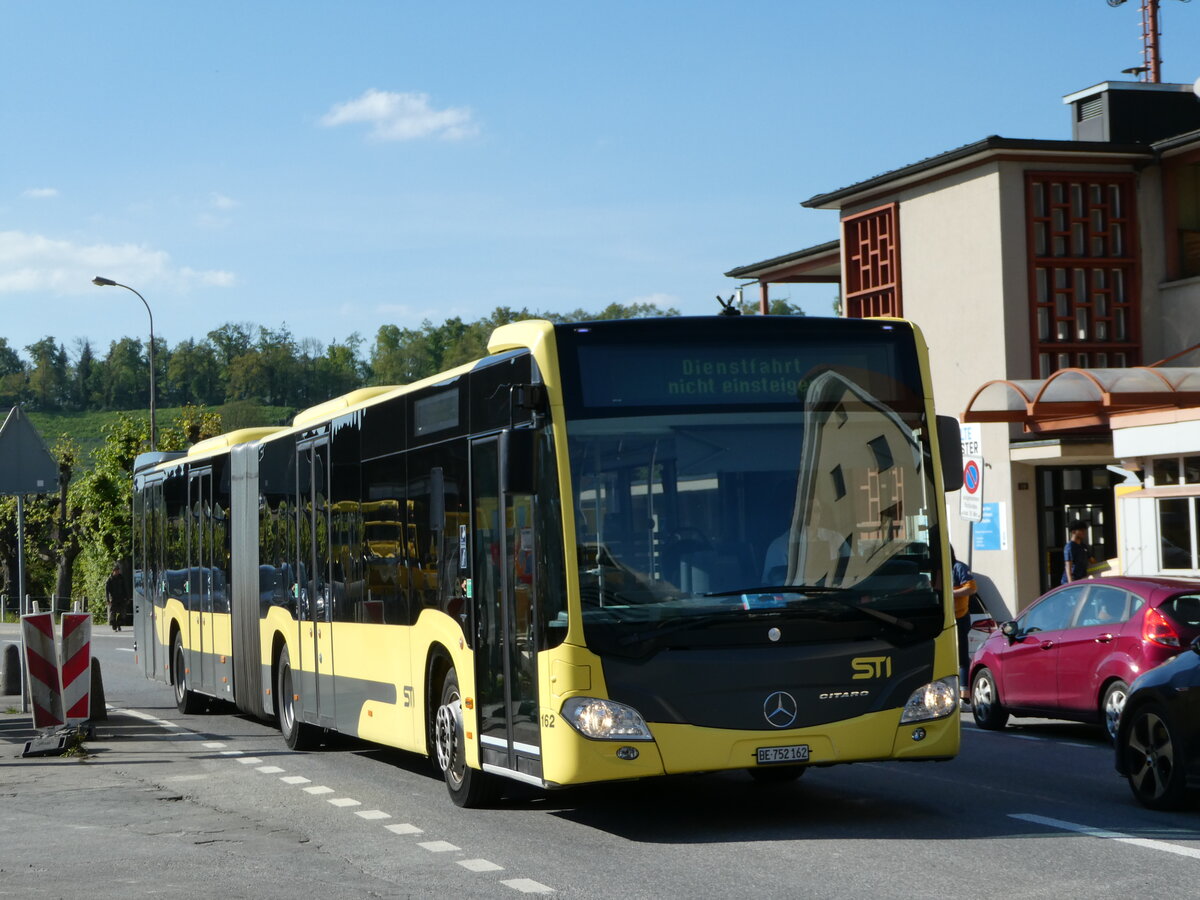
(899, 677), (959, 723)
(561, 697), (654, 741)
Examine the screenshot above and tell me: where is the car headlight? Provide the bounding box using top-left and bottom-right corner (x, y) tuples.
(561, 697), (654, 741)
(899, 677), (959, 723)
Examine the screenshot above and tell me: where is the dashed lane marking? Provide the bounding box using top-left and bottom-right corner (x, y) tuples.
(385, 823), (424, 835)
(1011, 813), (1200, 860)
(459, 859), (504, 872)
(108, 706), (560, 895)
(418, 840), (461, 853)
(501, 878), (555, 894)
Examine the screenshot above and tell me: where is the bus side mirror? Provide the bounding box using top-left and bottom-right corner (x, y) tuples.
(936, 415), (963, 493)
(501, 428), (537, 495)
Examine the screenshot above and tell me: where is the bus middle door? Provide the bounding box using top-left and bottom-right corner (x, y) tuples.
(297, 437), (336, 729)
(189, 468), (215, 696)
(471, 431), (542, 785)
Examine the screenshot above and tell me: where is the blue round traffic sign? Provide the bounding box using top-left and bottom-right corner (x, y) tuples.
(963, 460), (981, 494)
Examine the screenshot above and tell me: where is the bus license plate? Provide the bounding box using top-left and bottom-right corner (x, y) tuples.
(756, 744), (810, 765)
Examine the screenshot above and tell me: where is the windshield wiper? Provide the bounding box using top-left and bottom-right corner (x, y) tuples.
(703, 585), (915, 632)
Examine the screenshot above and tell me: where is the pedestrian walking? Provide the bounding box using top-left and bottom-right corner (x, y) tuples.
(105, 564), (129, 632)
(951, 547), (977, 702)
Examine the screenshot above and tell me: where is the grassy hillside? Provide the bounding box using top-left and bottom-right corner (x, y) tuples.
(23, 402), (296, 463)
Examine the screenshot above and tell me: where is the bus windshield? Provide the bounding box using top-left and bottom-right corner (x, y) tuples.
(559, 320), (943, 655)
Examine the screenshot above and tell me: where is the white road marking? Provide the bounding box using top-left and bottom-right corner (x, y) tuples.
(203, 742), (226, 749)
(385, 823), (424, 835)
(418, 840), (460, 852)
(501, 878), (555, 894)
(459, 859), (504, 872)
(256, 765), (285, 774)
(162, 774), (209, 782)
(219, 750), (243, 756)
(281, 775), (311, 785)
(1011, 813), (1200, 860)
(303, 785), (334, 795)
(328, 797), (361, 808)
(355, 809), (391, 820)
(235, 757), (263, 765)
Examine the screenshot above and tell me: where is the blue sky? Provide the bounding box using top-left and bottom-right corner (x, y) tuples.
(4, 1), (1200, 360)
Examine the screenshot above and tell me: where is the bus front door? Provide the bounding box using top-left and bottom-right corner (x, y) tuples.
(471, 435), (542, 784)
(297, 437), (336, 729)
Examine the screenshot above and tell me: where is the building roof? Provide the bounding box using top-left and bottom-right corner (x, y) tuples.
(724, 239), (840, 282)
(801, 136), (1153, 211)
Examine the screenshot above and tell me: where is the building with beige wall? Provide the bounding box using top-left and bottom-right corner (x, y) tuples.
(728, 81), (1200, 615)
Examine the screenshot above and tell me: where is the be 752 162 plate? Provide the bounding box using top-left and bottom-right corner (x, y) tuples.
(756, 744), (810, 765)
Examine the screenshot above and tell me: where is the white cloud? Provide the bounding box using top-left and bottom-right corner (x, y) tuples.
(320, 89), (479, 142)
(0, 230), (235, 294)
(22, 188), (59, 199)
(210, 193), (238, 210)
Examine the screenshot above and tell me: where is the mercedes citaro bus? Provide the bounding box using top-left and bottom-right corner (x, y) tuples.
(132, 315), (964, 806)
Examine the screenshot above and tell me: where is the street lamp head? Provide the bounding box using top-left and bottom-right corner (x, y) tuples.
(92, 276), (118, 287)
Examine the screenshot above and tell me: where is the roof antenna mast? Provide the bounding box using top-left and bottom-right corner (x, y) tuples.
(1107, 0), (1190, 83)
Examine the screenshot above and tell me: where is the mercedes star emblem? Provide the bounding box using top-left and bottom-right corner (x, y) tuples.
(763, 690), (798, 728)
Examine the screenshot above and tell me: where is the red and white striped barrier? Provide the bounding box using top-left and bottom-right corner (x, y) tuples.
(21, 613), (63, 729)
(60, 613), (92, 724)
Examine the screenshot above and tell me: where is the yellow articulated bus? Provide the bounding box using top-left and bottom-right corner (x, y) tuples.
(132, 315), (964, 807)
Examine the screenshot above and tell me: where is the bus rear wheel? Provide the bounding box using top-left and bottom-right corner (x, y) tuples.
(434, 668), (500, 808)
(172, 633), (203, 714)
(277, 645), (318, 751)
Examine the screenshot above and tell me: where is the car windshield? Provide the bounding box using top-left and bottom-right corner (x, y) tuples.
(565, 390), (942, 653)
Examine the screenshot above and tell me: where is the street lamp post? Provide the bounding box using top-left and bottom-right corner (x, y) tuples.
(92, 276), (157, 449)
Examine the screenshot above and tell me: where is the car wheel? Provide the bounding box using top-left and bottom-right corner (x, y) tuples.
(1122, 702), (1192, 810)
(172, 632), (203, 714)
(971, 668), (1009, 730)
(434, 668), (501, 808)
(1101, 680), (1129, 743)
(277, 645), (318, 751)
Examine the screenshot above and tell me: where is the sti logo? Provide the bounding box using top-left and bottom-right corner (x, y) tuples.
(851, 656), (892, 680)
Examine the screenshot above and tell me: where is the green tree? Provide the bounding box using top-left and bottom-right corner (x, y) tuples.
(71, 340), (100, 411)
(25, 337), (70, 411)
(0, 337), (26, 408)
(101, 337), (149, 409)
(166, 338), (222, 406)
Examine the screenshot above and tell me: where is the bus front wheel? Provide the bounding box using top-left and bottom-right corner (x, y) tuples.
(434, 668), (500, 808)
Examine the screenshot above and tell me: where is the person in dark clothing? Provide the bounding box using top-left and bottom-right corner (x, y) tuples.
(1061, 521), (1092, 584)
(105, 564), (129, 632)
(951, 547), (977, 702)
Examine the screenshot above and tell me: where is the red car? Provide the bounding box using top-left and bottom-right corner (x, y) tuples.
(969, 576), (1200, 740)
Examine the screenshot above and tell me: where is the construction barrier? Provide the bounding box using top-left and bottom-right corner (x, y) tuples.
(60, 613), (91, 725)
(21, 613), (63, 729)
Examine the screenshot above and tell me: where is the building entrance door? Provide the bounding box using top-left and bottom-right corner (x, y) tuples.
(1036, 465), (1118, 592)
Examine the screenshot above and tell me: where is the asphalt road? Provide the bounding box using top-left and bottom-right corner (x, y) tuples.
(4, 623), (1200, 899)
